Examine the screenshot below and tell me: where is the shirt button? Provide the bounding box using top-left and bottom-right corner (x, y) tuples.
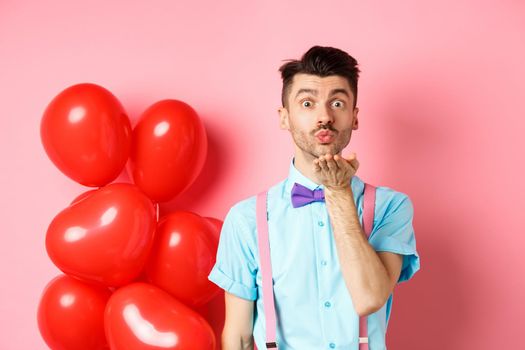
(324, 301), (331, 308)
(321, 260), (327, 266)
(329, 343), (336, 348)
(318, 220), (325, 227)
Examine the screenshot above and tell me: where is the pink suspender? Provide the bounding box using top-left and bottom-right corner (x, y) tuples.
(256, 183), (376, 350)
(256, 189), (279, 349)
(360, 183), (376, 350)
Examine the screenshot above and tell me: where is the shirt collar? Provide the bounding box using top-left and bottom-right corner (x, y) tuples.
(284, 156), (364, 196)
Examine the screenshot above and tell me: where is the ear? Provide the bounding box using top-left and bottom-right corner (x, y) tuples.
(352, 107), (359, 130)
(278, 106), (290, 130)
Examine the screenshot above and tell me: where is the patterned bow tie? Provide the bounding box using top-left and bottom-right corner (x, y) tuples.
(290, 182), (325, 208)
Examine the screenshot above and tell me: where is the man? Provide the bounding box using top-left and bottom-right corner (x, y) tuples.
(208, 46), (420, 350)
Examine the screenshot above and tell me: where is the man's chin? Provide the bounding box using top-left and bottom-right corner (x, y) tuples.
(312, 146), (341, 157)
(319, 143), (340, 153)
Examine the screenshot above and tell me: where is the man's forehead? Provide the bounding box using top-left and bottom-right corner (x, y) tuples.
(290, 73), (351, 93)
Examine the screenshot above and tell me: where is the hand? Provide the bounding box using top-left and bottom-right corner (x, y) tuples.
(313, 153), (359, 190)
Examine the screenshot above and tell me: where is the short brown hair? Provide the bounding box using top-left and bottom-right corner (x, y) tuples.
(278, 46), (360, 108)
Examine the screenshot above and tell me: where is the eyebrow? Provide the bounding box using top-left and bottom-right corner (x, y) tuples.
(294, 88), (350, 99)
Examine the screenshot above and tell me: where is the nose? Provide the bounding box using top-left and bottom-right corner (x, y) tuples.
(316, 105), (334, 127)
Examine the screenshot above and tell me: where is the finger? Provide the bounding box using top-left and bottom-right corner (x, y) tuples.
(348, 153), (358, 169)
(334, 154), (347, 169)
(326, 154), (338, 171)
(319, 155), (329, 171)
(351, 158), (360, 171)
(313, 159), (322, 172)
(343, 153), (357, 166)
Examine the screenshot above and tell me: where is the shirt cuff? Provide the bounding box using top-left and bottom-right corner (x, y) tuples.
(208, 266), (258, 301)
(371, 236), (421, 284)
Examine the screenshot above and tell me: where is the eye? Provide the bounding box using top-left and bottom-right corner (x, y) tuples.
(331, 100), (344, 108)
(302, 100), (313, 108)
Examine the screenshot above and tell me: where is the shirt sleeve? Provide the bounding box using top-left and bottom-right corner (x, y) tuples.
(207, 204), (258, 301)
(368, 193), (421, 284)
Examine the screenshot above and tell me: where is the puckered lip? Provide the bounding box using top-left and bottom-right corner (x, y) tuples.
(315, 130), (335, 137)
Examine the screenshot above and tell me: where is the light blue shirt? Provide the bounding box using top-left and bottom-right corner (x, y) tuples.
(208, 157), (420, 350)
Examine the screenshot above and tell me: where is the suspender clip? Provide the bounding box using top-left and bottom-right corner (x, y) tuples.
(359, 337), (369, 344)
(266, 341), (278, 348)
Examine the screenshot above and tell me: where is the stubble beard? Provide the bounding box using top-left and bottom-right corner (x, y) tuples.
(290, 126), (352, 160)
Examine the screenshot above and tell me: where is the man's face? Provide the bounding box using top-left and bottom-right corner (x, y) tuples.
(278, 73), (359, 160)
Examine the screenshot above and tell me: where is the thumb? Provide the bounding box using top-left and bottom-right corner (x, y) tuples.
(346, 152), (359, 170)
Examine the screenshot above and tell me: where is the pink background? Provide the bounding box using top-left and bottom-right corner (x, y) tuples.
(1, 0), (524, 349)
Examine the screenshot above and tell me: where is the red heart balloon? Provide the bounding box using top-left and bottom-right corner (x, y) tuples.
(40, 83), (132, 187)
(128, 99), (207, 203)
(144, 211), (220, 308)
(46, 183), (156, 287)
(199, 217), (225, 350)
(104, 282), (216, 350)
(70, 188), (98, 205)
(204, 216), (223, 242)
(37, 275), (111, 350)
(194, 289), (225, 350)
